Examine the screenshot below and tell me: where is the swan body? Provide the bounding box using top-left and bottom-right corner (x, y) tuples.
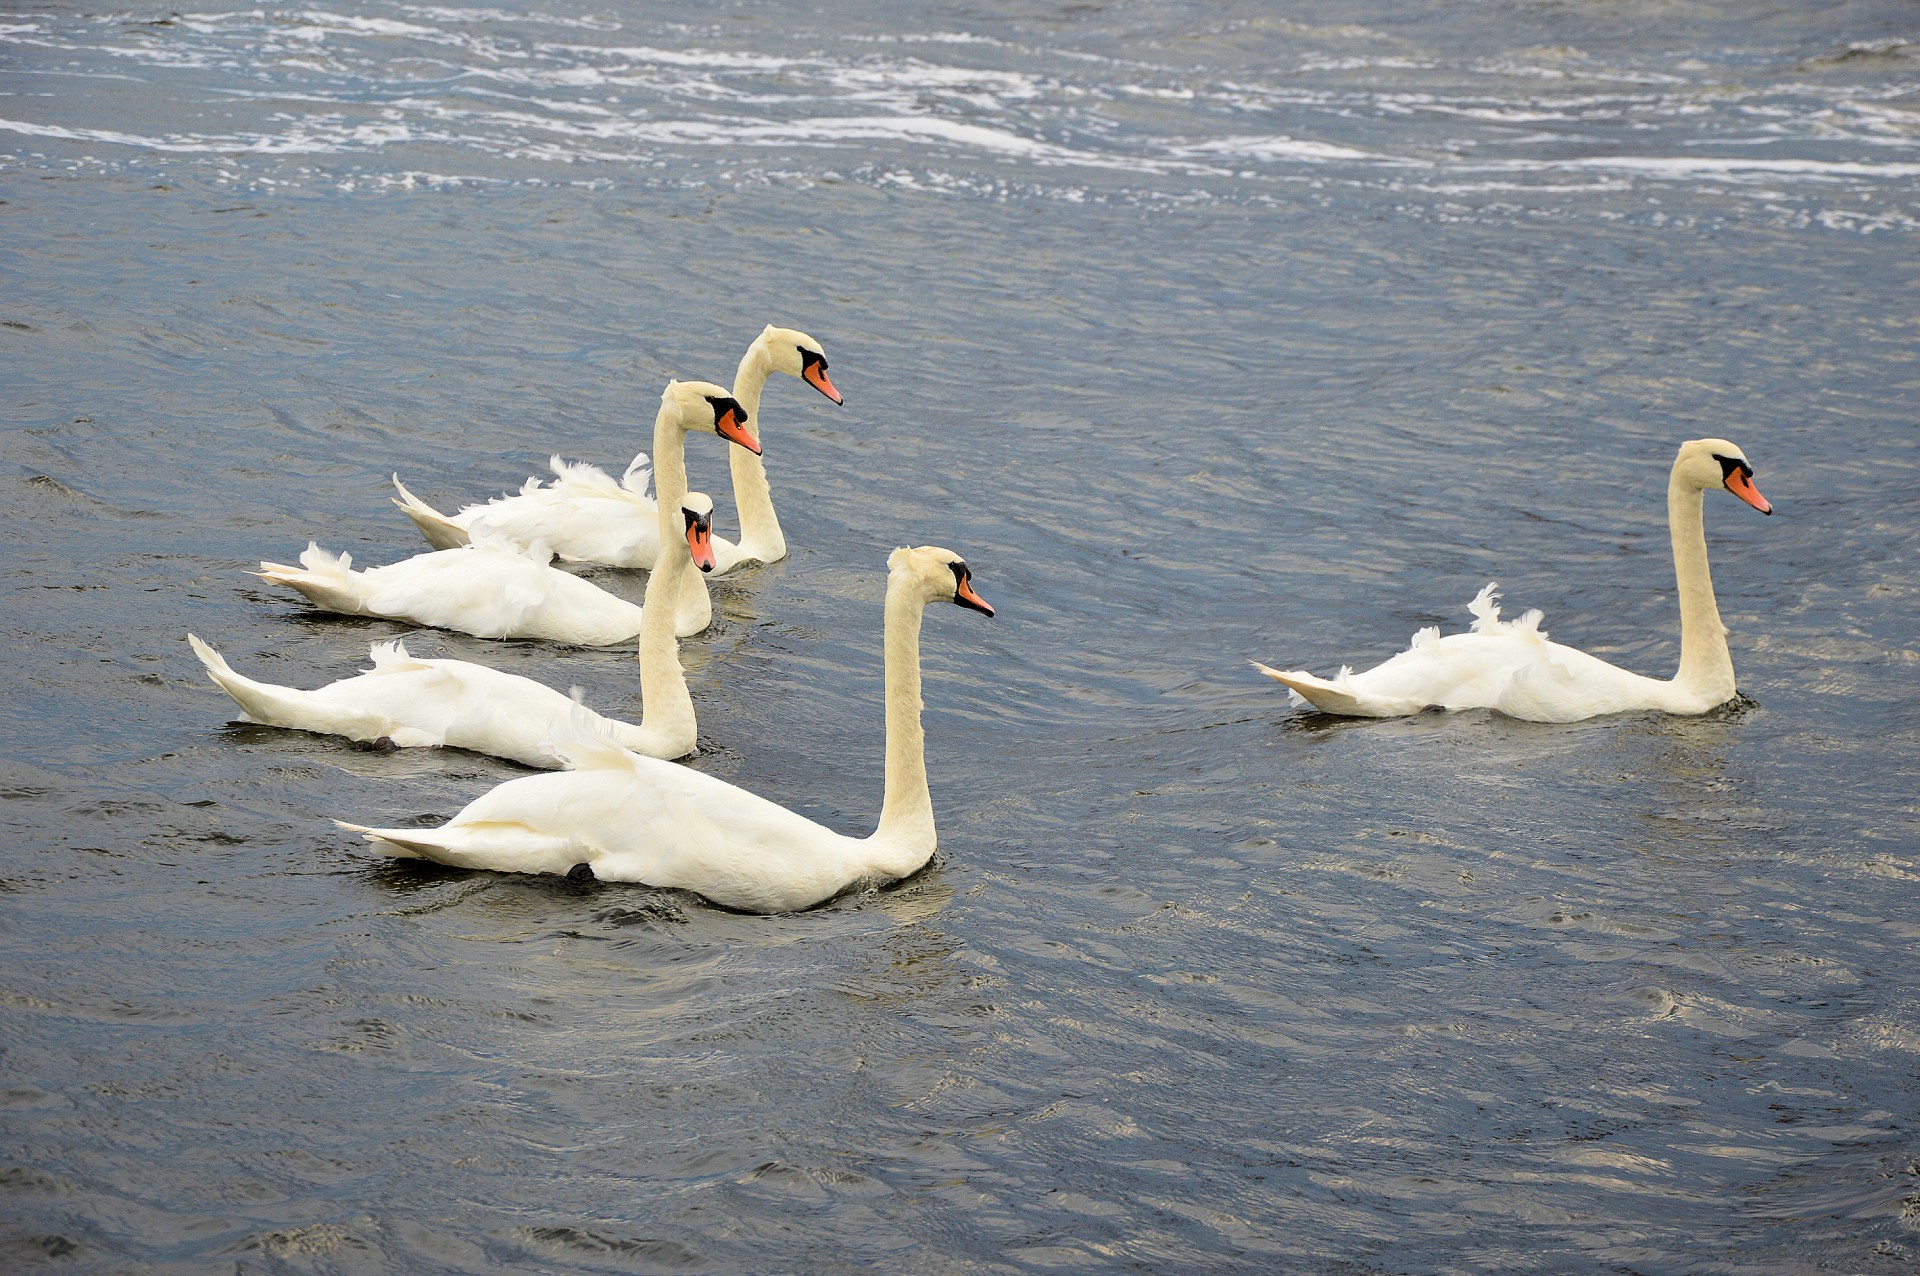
(340, 545), (996, 914)
(190, 493), (718, 767)
(393, 453), (660, 566)
(256, 536), (648, 644)
(189, 636), (647, 766)
(391, 325), (841, 574)
(266, 382), (753, 642)
(1255, 438), (1773, 723)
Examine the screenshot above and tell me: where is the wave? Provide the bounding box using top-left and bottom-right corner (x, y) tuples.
(1, 3), (1914, 220)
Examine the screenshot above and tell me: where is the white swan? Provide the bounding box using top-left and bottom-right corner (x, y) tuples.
(1254, 438), (1773, 722)
(391, 325), (841, 572)
(188, 491), (718, 767)
(337, 545), (996, 914)
(393, 452), (658, 565)
(261, 381), (753, 643)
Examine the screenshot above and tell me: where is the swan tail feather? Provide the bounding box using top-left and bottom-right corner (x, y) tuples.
(338, 819), (581, 869)
(187, 634), (400, 741)
(392, 475), (472, 550)
(336, 820), (434, 861)
(255, 543), (372, 615)
(1251, 661), (1399, 717)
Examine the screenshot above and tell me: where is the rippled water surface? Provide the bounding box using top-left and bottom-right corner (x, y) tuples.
(4, 1), (1919, 1270)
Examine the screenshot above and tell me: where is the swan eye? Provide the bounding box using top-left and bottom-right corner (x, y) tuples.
(949, 561), (969, 590)
(1714, 454), (1752, 483)
(800, 347), (828, 374)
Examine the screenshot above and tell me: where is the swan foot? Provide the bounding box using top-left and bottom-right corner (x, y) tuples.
(566, 862), (596, 884)
(369, 736), (399, 752)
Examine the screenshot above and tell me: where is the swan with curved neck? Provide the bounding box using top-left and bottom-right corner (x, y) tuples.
(260, 382), (752, 643)
(188, 491), (718, 767)
(1254, 439), (1773, 722)
(338, 545), (995, 914)
(390, 326), (841, 572)
(715, 324), (842, 570)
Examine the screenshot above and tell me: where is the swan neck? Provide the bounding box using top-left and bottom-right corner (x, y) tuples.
(1668, 469), (1733, 697)
(651, 404), (689, 509)
(652, 402), (712, 630)
(636, 508), (696, 753)
(728, 342), (785, 559)
(871, 579), (936, 868)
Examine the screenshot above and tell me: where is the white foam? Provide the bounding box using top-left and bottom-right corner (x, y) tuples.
(1493, 155), (1920, 180)
(294, 11), (441, 38)
(1175, 135), (1384, 164)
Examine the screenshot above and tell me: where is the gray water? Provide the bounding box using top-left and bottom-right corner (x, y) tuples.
(4, 1), (1919, 1271)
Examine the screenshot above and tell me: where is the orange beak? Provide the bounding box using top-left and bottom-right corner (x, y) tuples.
(685, 518), (716, 572)
(713, 401), (761, 455)
(802, 362), (843, 405)
(954, 576), (994, 617)
(1725, 467), (1772, 515)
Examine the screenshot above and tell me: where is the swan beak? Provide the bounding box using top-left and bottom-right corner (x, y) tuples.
(712, 398), (761, 455)
(954, 577), (995, 617)
(685, 515), (717, 573)
(802, 363), (843, 405)
(1725, 467), (1772, 515)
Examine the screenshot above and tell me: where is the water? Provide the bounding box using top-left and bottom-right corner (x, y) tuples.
(3, 1), (1918, 1270)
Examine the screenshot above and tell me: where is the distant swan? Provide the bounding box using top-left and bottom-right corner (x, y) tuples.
(338, 545), (996, 914)
(261, 381), (753, 642)
(391, 325), (841, 572)
(1254, 438), (1773, 722)
(189, 491), (718, 767)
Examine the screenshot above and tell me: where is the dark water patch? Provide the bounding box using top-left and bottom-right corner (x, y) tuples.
(513, 1225), (710, 1270)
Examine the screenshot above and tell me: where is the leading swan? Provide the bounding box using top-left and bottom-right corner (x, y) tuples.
(338, 545), (995, 914)
(1254, 438), (1773, 722)
(187, 491), (719, 768)
(391, 325), (841, 572)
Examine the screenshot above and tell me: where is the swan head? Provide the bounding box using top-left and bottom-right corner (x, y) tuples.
(1677, 438), (1772, 515)
(888, 545), (995, 617)
(757, 324), (843, 405)
(680, 492), (717, 573)
(661, 379), (759, 455)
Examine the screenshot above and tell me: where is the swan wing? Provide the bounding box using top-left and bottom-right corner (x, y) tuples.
(336, 648), (608, 764)
(356, 547), (550, 637)
(1495, 640), (1670, 722)
(447, 457), (659, 567)
(479, 500), (659, 568)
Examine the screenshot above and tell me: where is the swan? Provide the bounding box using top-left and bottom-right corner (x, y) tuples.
(337, 545), (996, 914)
(188, 490), (719, 767)
(260, 381), (754, 643)
(391, 325), (841, 572)
(1253, 438), (1773, 722)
